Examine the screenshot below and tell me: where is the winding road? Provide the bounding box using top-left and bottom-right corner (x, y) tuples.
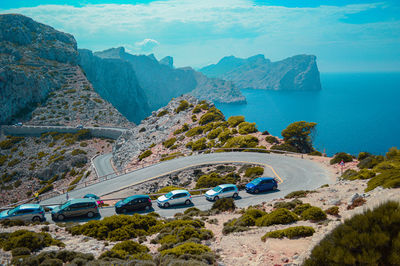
(41, 152), (333, 220)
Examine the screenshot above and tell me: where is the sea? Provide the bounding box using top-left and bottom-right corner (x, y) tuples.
(215, 73), (400, 156)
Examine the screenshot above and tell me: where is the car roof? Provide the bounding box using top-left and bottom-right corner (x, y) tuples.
(170, 189), (189, 194)
(68, 198), (97, 204)
(253, 177), (275, 181)
(217, 184), (236, 188)
(18, 204), (42, 210)
(125, 195), (150, 200)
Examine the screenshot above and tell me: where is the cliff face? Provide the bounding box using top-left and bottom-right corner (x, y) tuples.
(200, 54), (322, 91)
(78, 49), (150, 124)
(0, 14), (78, 124)
(94, 47), (245, 110)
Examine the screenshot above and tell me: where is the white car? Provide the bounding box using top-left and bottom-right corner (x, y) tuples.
(157, 190), (192, 208)
(205, 184), (239, 201)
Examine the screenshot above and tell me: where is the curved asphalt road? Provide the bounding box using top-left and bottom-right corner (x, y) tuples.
(42, 152), (332, 220)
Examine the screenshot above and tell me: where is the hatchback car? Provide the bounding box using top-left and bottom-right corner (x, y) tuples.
(51, 198), (99, 221)
(245, 177), (278, 193)
(0, 204), (45, 222)
(115, 195), (152, 214)
(205, 184), (239, 201)
(157, 190), (192, 208)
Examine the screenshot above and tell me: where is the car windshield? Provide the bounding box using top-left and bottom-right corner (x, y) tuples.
(60, 202), (70, 209)
(165, 192), (173, 198)
(122, 197), (132, 204)
(212, 186), (222, 192)
(7, 207), (19, 215)
(251, 179), (261, 185)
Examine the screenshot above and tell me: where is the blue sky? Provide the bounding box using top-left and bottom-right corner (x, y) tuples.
(1, 0), (399, 72)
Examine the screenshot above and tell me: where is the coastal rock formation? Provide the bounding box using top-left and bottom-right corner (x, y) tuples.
(200, 54), (322, 91)
(0, 14), (131, 127)
(93, 47), (245, 110)
(78, 49), (150, 124)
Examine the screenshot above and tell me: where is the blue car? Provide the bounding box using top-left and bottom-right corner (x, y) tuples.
(0, 204), (45, 222)
(245, 177), (278, 193)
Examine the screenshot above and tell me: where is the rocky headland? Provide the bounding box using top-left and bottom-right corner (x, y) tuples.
(200, 54), (322, 91)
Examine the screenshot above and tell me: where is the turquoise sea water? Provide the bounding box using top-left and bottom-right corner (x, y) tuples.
(215, 73), (400, 156)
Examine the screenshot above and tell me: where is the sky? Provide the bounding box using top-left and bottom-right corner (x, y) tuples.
(1, 0), (400, 72)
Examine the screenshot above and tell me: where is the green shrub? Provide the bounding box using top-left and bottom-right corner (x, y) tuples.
(163, 138), (177, 148)
(207, 128), (223, 140)
(174, 124), (189, 135)
(293, 203), (312, 215)
(199, 107), (224, 125)
(244, 166), (264, 178)
(285, 190), (314, 199)
(11, 247), (31, 256)
(0, 136), (24, 150)
(358, 152), (371, 161)
(265, 136), (279, 144)
(224, 135), (259, 148)
(227, 116), (245, 127)
(244, 208), (267, 219)
(218, 129), (232, 143)
(261, 226), (315, 241)
(0, 155), (7, 166)
(341, 169), (358, 180)
(138, 150), (152, 161)
(74, 129), (92, 141)
(175, 100), (189, 113)
(195, 172), (235, 189)
(238, 122), (257, 134)
(358, 155), (384, 169)
(270, 143), (298, 153)
(255, 208), (298, 227)
(309, 150), (322, 156)
(192, 105), (202, 114)
(8, 158), (20, 167)
(0, 230), (64, 252)
(274, 199), (303, 210)
(190, 138), (207, 151)
(301, 206), (327, 221)
(157, 110), (169, 117)
(366, 169), (400, 192)
(330, 152), (353, 165)
(71, 149), (86, 156)
(99, 240), (150, 260)
(211, 198), (236, 212)
(325, 206), (339, 216)
(304, 201), (400, 266)
(161, 242), (211, 257)
(38, 184), (53, 195)
(185, 126), (204, 137)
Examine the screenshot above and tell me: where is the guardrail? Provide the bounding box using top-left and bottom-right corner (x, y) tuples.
(1, 147), (307, 209)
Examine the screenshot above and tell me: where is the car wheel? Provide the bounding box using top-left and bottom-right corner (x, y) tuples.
(185, 199), (191, 205)
(272, 185), (277, 191)
(32, 216), (41, 222)
(145, 205), (150, 211)
(87, 212), (94, 218)
(164, 202), (170, 208)
(254, 189), (259, 194)
(57, 214), (65, 221)
(233, 193), (238, 198)
(214, 196), (219, 201)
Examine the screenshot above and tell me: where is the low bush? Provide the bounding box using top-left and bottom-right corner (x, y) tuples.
(285, 190), (314, 199)
(185, 126), (204, 137)
(11, 250), (94, 266)
(195, 172), (235, 189)
(160, 242), (215, 264)
(199, 107), (224, 125)
(270, 143), (298, 153)
(366, 169), (400, 192)
(227, 116), (245, 127)
(238, 122), (257, 134)
(0, 136), (24, 150)
(330, 152), (353, 165)
(207, 128), (223, 140)
(325, 206), (339, 216)
(138, 150), (152, 161)
(304, 201), (400, 266)
(301, 206), (327, 221)
(273, 199), (303, 210)
(189, 138), (207, 151)
(163, 138), (176, 149)
(358, 155), (384, 169)
(224, 135), (259, 149)
(293, 203), (312, 215)
(173, 124), (189, 135)
(99, 240), (151, 260)
(347, 197), (366, 210)
(11, 247), (31, 256)
(261, 226), (315, 241)
(244, 208), (267, 219)
(244, 166), (264, 178)
(0, 230), (64, 252)
(255, 208), (298, 227)
(357, 151), (371, 161)
(211, 198), (236, 212)
(175, 100), (189, 113)
(265, 136), (279, 144)
(309, 150), (322, 156)
(157, 110), (169, 117)
(71, 149), (86, 156)
(217, 129), (232, 143)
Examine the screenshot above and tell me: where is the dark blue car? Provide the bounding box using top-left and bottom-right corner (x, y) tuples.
(245, 177), (278, 193)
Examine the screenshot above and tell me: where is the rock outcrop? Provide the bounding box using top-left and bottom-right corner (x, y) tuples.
(92, 47), (245, 110)
(200, 54), (322, 91)
(78, 49), (150, 124)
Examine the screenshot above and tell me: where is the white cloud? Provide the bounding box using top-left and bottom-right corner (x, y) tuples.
(134, 38), (159, 52)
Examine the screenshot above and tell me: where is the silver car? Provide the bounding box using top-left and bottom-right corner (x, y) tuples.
(0, 204), (45, 222)
(157, 190), (192, 208)
(205, 184), (239, 201)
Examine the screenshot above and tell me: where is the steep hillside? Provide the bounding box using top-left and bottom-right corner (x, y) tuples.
(78, 49), (150, 124)
(200, 54), (322, 91)
(90, 47), (245, 111)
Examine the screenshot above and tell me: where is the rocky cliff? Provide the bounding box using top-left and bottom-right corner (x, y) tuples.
(0, 14), (131, 127)
(92, 47), (245, 110)
(200, 54), (322, 91)
(78, 49), (150, 124)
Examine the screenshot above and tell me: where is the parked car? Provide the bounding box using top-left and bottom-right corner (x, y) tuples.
(245, 177), (278, 194)
(115, 195), (152, 214)
(205, 184), (239, 201)
(0, 204), (45, 222)
(83, 194), (104, 206)
(157, 190), (192, 208)
(76, 124), (83, 129)
(51, 198), (99, 221)
(14, 122), (23, 127)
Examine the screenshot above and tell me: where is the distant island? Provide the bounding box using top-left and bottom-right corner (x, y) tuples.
(200, 54), (322, 91)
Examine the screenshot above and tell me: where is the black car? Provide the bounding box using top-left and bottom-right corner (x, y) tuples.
(115, 195), (152, 214)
